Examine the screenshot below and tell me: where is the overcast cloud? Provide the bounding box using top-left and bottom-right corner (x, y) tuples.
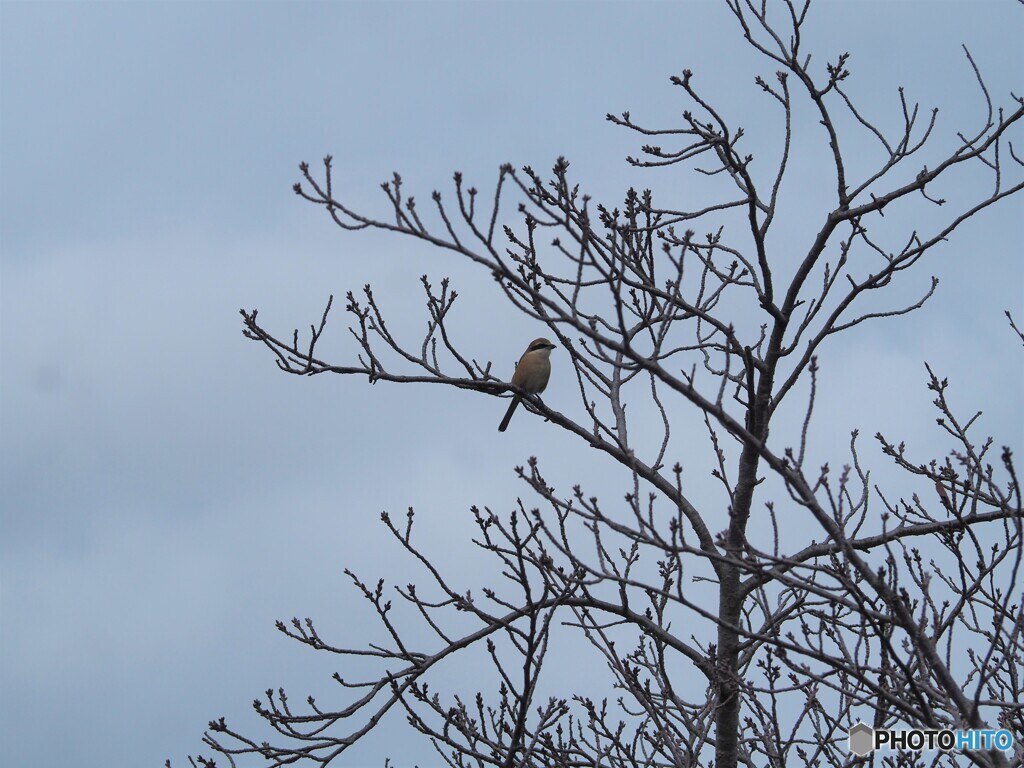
(1, 1), (1021, 766)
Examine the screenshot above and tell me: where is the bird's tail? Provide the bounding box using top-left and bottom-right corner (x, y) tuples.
(498, 395), (521, 432)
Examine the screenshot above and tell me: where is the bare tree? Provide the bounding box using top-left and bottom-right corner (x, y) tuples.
(178, 2), (1023, 767)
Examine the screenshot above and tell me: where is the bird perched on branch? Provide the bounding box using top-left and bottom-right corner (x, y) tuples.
(498, 338), (556, 432)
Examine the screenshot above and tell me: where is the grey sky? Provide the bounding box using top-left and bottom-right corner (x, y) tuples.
(1, 1), (1021, 766)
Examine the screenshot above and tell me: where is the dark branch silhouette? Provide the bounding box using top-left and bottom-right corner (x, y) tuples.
(177, 2), (1023, 766)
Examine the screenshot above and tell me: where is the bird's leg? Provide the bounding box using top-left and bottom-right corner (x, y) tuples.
(529, 394), (547, 414)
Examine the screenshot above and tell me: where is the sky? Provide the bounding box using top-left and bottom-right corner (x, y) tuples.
(1, 1), (1021, 767)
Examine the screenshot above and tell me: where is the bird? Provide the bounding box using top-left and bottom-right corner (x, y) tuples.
(498, 337), (556, 432)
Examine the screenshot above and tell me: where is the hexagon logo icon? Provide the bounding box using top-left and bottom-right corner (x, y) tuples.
(848, 721), (874, 756)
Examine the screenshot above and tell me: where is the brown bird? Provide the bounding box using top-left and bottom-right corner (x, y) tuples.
(498, 338), (556, 432)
